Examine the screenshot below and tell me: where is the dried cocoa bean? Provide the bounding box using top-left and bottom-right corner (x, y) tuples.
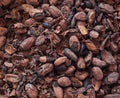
(25, 83), (38, 98)
(37, 63), (53, 76)
(92, 67), (103, 80)
(54, 56), (67, 66)
(64, 48), (78, 62)
(57, 76), (71, 87)
(105, 72), (119, 84)
(20, 37), (35, 50)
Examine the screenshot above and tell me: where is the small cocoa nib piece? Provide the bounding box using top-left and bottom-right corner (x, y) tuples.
(0, 36), (6, 48)
(20, 37), (35, 50)
(64, 48), (78, 62)
(24, 18), (36, 26)
(57, 76), (71, 87)
(101, 50), (116, 64)
(104, 94), (120, 98)
(0, 27), (7, 35)
(4, 62), (13, 67)
(84, 51), (93, 63)
(37, 63), (53, 76)
(25, 83), (38, 98)
(112, 86), (120, 94)
(49, 6), (61, 17)
(92, 67), (103, 80)
(21, 4), (34, 12)
(14, 23), (27, 34)
(105, 72), (119, 84)
(5, 74), (20, 83)
(54, 56), (67, 66)
(52, 81), (63, 98)
(5, 44), (16, 55)
(69, 35), (80, 52)
(20, 59), (29, 67)
(87, 88), (96, 98)
(88, 10), (95, 24)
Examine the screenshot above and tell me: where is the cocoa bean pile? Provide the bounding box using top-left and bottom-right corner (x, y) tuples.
(0, 0), (120, 98)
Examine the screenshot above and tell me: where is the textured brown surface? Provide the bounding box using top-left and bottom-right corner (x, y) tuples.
(0, 0), (120, 98)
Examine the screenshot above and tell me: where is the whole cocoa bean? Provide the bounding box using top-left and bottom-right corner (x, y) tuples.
(71, 77), (83, 87)
(64, 65), (76, 75)
(84, 40), (98, 52)
(20, 37), (35, 50)
(89, 30), (99, 39)
(54, 56), (67, 66)
(49, 6), (61, 17)
(74, 11), (87, 21)
(92, 57), (107, 67)
(57, 76), (71, 87)
(105, 72), (119, 84)
(69, 35), (80, 53)
(39, 56), (55, 63)
(35, 35), (46, 46)
(25, 83), (38, 98)
(75, 71), (88, 80)
(64, 48), (78, 62)
(77, 57), (86, 69)
(52, 81), (63, 98)
(29, 9), (45, 20)
(92, 67), (103, 80)
(101, 50), (116, 64)
(37, 63), (53, 76)
(99, 3), (115, 13)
